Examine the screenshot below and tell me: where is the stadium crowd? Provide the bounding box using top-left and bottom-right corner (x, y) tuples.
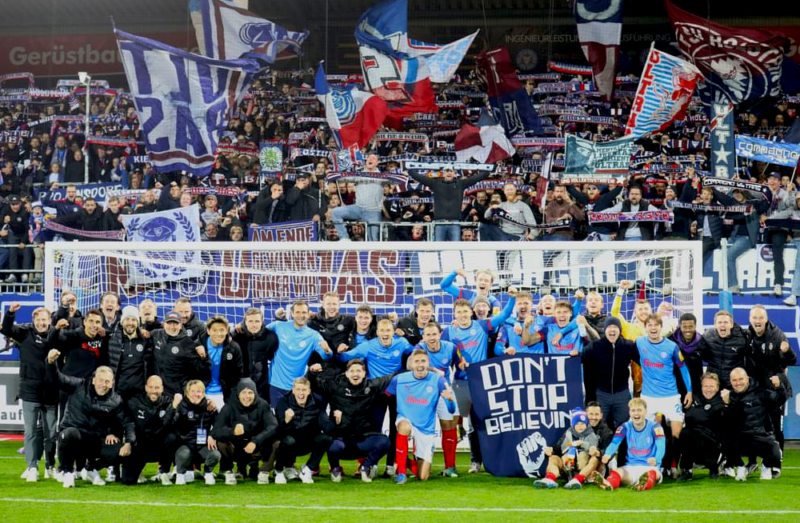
(0, 68), (799, 298)
(2, 271), (794, 490)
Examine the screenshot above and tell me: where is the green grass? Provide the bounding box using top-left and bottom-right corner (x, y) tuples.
(0, 442), (798, 523)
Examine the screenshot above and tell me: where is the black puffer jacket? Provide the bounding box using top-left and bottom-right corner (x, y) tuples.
(47, 363), (135, 442)
(151, 327), (207, 395)
(582, 336), (639, 400)
(211, 379), (277, 447)
(275, 389), (334, 438)
(52, 305), (83, 330)
(125, 391), (177, 444)
(196, 332), (243, 401)
(726, 380), (787, 437)
(695, 324), (751, 389)
(231, 324), (277, 398)
(748, 322), (796, 393)
(308, 371), (393, 439)
(396, 311), (426, 346)
(684, 392), (725, 443)
(182, 313), (206, 342)
(309, 312), (356, 378)
(1, 311), (58, 404)
(108, 328), (153, 398)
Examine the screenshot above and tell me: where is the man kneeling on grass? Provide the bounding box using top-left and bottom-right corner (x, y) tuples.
(385, 349), (456, 484)
(590, 398), (665, 491)
(534, 408), (599, 490)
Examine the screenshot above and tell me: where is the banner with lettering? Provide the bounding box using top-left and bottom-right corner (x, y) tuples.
(735, 135), (800, 168)
(467, 354), (584, 478)
(249, 220), (318, 241)
(33, 182), (123, 204)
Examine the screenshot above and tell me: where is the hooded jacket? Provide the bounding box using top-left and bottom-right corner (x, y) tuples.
(695, 325), (751, 389)
(748, 321), (796, 393)
(308, 371), (394, 439)
(231, 323), (278, 398)
(151, 327), (207, 396)
(47, 363), (135, 442)
(125, 391), (177, 445)
(1, 311), (58, 404)
(211, 379), (277, 447)
(582, 335), (639, 400)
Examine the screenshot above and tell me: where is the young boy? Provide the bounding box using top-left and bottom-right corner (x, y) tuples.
(534, 408), (599, 489)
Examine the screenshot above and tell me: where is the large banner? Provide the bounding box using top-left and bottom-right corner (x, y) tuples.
(119, 205), (203, 285)
(563, 134), (634, 181)
(467, 354), (584, 478)
(711, 103), (735, 178)
(33, 182), (123, 205)
(249, 220), (318, 241)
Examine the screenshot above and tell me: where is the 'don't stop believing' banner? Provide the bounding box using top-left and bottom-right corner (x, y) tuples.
(467, 354), (584, 478)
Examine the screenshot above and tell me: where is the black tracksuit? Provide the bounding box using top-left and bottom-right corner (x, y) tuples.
(680, 393), (725, 472)
(582, 336), (639, 399)
(181, 313), (206, 342)
(308, 312), (356, 379)
(308, 372), (393, 440)
(151, 327), (207, 396)
(231, 324), (278, 399)
(108, 329), (153, 399)
(724, 381), (787, 469)
(47, 363), (135, 473)
(173, 396), (219, 473)
(1, 312), (58, 405)
(695, 325), (751, 389)
(196, 332), (244, 401)
(274, 392), (334, 471)
(121, 392), (179, 484)
(395, 311), (426, 346)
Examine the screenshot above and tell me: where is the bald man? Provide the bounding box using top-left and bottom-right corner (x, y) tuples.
(721, 368), (787, 481)
(122, 376), (182, 485)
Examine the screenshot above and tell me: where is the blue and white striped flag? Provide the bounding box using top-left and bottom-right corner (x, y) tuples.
(115, 29), (259, 175)
(625, 47), (702, 139)
(189, 0), (308, 63)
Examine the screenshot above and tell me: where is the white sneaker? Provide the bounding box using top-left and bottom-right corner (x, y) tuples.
(106, 466), (116, 482)
(274, 471), (287, 484)
(746, 462), (759, 475)
(783, 295), (797, 306)
(137, 474), (147, 484)
(45, 468), (56, 480)
(760, 465), (773, 480)
(90, 470), (106, 486)
(774, 284), (783, 296)
(772, 468), (782, 479)
(360, 466), (373, 483)
(175, 473), (186, 485)
(204, 472), (215, 485)
(184, 470), (195, 483)
(55, 470), (64, 483)
(26, 468), (38, 483)
(159, 473), (171, 485)
(80, 469), (90, 482)
(284, 467), (298, 480)
(722, 467), (735, 478)
(468, 462), (481, 474)
(225, 471), (237, 485)
(20, 469), (29, 480)
(299, 466), (314, 484)
(735, 466), (747, 482)
(62, 472), (75, 488)
(384, 465), (395, 477)
(257, 472), (270, 485)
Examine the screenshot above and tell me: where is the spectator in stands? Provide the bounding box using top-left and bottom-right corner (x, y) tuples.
(252, 182), (287, 224)
(331, 153), (387, 241)
(726, 189), (768, 294)
(606, 184), (657, 241)
(763, 172), (791, 296)
(1, 195), (33, 282)
(566, 182), (622, 240)
(40, 183), (80, 217)
(480, 182), (538, 241)
(157, 182), (182, 211)
(64, 150), (85, 183)
(285, 173), (325, 222)
(543, 184), (586, 241)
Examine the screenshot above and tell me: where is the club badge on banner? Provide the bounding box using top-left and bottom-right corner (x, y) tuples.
(119, 205), (203, 284)
(467, 354), (584, 478)
(259, 142), (283, 181)
(710, 103), (734, 178)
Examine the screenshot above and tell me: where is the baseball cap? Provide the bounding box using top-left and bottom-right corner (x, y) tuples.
(164, 311), (181, 323)
(8, 195), (20, 204)
(768, 171), (781, 179)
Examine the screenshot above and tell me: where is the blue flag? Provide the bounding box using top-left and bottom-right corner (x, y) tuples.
(115, 29), (259, 176)
(736, 135), (800, 168)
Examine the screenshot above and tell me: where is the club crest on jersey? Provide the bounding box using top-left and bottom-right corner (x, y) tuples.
(470, 329), (476, 336)
(660, 352), (667, 358)
(393, 350), (400, 357)
(337, 324), (344, 331)
(171, 346), (179, 355)
(159, 410), (166, 418)
(226, 353), (233, 360)
(188, 411), (194, 419)
(426, 386), (433, 393)
(136, 344), (144, 352)
(299, 341), (307, 348)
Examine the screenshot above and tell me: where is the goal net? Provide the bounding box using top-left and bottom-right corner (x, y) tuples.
(45, 242), (702, 329)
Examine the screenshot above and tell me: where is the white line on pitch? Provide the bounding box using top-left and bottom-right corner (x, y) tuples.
(0, 498), (798, 514)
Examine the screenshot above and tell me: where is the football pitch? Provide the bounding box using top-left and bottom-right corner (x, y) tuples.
(0, 442), (798, 523)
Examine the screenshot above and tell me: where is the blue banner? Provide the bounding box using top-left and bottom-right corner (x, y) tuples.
(711, 103), (734, 178)
(735, 135), (800, 168)
(467, 354), (584, 477)
(248, 220), (318, 241)
(33, 182), (122, 204)
(259, 142), (283, 180)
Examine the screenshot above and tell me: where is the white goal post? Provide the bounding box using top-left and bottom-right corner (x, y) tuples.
(44, 241), (703, 329)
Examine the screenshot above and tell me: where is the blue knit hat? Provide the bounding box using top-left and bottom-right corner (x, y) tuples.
(571, 408), (588, 429)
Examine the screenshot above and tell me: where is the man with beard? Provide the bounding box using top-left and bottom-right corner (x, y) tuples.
(331, 152), (388, 241)
(121, 376), (181, 485)
(108, 306), (153, 400)
(669, 313), (703, 398)
(54, 197), (105, 239)
(173, 298), (205, 342)
(543, 184), (586, 241)
(567, 183), (623, 240)
(308, 359), (393, 483)
(480, 182), (538, 241)
(150, 311), (207, 396)
(46, 350), (134, 488)
(395, 298), (436, 346)
(747, 305), (795, 466)
(606, 184), (658, 241)
(722, 368), (787, 481)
